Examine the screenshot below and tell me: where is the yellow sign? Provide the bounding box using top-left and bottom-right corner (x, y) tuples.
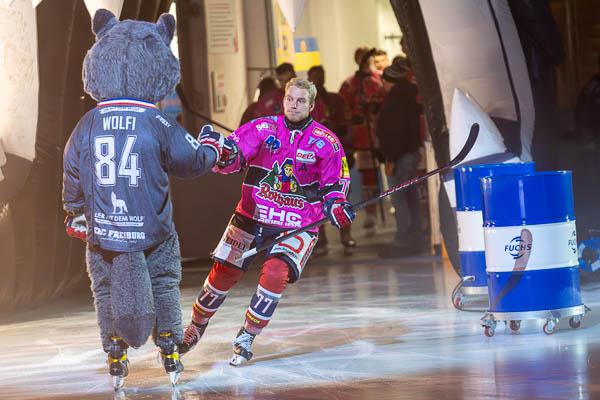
(293, 37), (320, 72)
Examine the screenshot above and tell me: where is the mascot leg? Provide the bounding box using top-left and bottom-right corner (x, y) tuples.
(147, 234), (183, 343)
(86, 246), (131, 390)
(110, 251), (155, 348)
(230, 257), (289, 366)
(86, 246), (118, 352)
(146, 233), (185, 384)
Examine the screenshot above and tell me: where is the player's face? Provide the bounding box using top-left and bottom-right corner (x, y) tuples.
(284, 164), (293, 176)
(284, 86), (314, 122)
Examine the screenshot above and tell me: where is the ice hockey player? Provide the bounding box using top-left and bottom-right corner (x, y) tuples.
(179, 78), (355, 365)
(62, 9), (233, 390)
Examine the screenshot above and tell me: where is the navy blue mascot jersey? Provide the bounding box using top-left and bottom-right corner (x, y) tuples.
(63, 98), (216, 252)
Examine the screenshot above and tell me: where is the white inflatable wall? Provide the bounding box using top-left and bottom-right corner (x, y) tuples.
(419, 0), (534, 161)
(0, 0), (38, 181)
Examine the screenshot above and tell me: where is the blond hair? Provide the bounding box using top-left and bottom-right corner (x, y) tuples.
(285, 77), (317, 105)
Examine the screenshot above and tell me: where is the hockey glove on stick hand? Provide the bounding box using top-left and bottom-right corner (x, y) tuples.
(323, 198), (355, 229)
(198, 124), (226, 164)
(65, 212), (87, 242)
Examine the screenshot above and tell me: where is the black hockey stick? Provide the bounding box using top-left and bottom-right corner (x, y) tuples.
(176, 84), (235, 133)
(236, 123), (480, 262)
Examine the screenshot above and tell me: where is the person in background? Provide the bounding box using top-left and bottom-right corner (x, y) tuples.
(254, 63), (296, 117)
(308, 65), (357, 254)
(240, 77), (278, 125)
(576, 55), (600, 144)
(339, 47), (385, 236)
(373, 49), (390, 75)
(376, 58), (423, 250)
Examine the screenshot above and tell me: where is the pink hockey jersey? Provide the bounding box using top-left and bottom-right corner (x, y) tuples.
(216, 115), (351, 230)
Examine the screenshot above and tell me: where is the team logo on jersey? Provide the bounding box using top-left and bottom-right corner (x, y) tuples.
(264, 135), (281, 152)
(111, 192), (128, 214)
(311, 127), (339, 151)
(257, 159), (306, 209)
(296, 149), (316, 164)
(228, 132), (241, 143)
(256, 204), (302, 227)
(308, 137), (326, 149)
(256, 121), (276, 131)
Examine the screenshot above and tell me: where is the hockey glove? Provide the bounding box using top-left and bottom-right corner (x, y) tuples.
(323, 197), (356, 229)
(217, 137), (239, 168)
(65, 212), (87, 242)
(198, 124), (225, 163)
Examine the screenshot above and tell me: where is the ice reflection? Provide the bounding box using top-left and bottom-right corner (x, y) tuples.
(0, 251), (599, 399)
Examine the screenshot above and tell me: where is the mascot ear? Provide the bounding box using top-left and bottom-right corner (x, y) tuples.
(92, 9), (118, 39)
(156, 13), (176, 45)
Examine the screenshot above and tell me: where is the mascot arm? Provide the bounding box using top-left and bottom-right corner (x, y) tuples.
(164, 122), (217, 178)
(213, 121), (262, 175)
(62, 127), (85, 213)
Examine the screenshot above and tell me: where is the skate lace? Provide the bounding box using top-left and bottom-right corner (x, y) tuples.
(236, 330), (255, 350)
(184, 324), (200, 344)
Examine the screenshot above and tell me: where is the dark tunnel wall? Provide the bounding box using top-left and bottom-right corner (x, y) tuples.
(0, 0), (240, 313)
(388, 0), (461, 271)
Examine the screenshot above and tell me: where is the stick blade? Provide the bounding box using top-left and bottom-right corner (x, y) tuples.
(450, 123), (479, 166)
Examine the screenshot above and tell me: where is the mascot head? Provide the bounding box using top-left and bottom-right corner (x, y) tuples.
(83, 9), (180, 103)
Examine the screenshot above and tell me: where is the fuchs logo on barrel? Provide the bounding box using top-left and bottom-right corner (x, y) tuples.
(569, 230), (577, 254)
(505, 236), (532, 259)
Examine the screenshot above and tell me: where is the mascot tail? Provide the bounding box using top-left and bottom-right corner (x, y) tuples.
(110, 256), (155, 348)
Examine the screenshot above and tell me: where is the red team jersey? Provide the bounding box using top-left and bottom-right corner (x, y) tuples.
(339, 71), (385, 150)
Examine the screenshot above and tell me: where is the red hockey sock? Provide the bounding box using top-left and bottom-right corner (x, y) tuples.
(244, 258), (289, 334)
(192, 262), (243, 325)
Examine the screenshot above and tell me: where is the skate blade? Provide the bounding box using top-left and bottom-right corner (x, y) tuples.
(229, 354), (249, 367)
(169, 371), (181, 386)
(112, 375), (125, 391)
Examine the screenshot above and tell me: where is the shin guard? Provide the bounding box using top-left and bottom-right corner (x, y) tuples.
(244, 258), (289, 333)
(192, 262), (242, 325)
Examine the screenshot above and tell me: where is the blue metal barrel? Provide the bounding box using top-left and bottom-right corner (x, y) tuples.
(454, 162), (535, 291)
(481, 171), (581, 312)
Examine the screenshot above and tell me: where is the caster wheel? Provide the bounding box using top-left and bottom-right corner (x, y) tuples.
(569, 315), (581, 329)
(453, 295), (464, 310)
(543, 320), (556, 335)
(484, 326), (495, 337)
(509, 320), (521, 332)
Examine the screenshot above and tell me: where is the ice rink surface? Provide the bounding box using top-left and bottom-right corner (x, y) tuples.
(1, 223), (600, 400)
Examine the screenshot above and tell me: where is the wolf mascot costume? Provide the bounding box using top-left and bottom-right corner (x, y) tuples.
(62, 9), (231, 389)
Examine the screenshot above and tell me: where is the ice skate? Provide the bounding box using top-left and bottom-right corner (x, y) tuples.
(229, 327), (256, 366)
(178, 322), (208, 355)
(340, 226), (357, 248)
(157, 332), (184, 386)
(363, 215), (376, 237)
(312, 242), (329, 257)
(107, 337), (129, 391)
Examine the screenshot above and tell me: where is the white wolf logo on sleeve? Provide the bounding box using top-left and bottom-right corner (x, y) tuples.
(111, 191), (128, 214)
